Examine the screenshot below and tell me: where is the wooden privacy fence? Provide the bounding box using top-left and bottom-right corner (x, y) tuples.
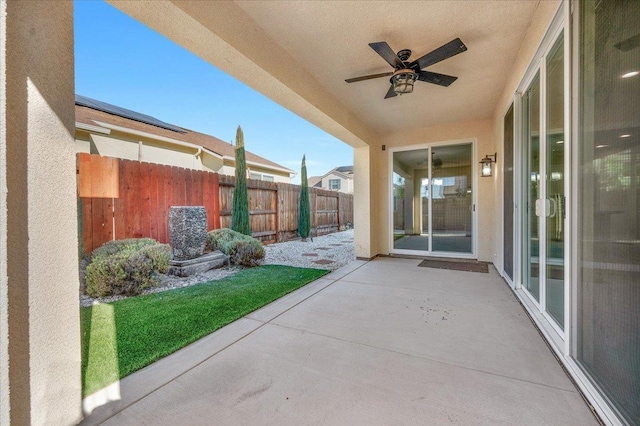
(78, 153), (353, 254)
(218, 175), (353, 244)
(78, 153), (221, 254)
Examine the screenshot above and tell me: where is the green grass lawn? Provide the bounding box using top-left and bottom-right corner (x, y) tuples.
(81, 265), (327, 397)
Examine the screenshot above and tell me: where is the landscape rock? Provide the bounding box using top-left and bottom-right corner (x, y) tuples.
(169, 206), (207, 260)
(168, 251), (229, 277)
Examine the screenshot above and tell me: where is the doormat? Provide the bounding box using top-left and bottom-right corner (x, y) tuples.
(418, 259), (489, 273)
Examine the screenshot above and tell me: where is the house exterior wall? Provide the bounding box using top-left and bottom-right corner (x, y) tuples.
(2, 1), (82, 424)
(74, 129), (289, 181)
(201, 152), (224, 173)
(90, 133), (139, 161)
(0, 2), (7, 422)
(377, 119), (494, 261)
(76, 133), (91, 154)
(320, 172), (353, 194)
(246, 164), (291, 183)
(354, 146), (375, 258)
(220, 163), (237, 178)
(79, 129), (206, 170)
(139, 141), (201, 170)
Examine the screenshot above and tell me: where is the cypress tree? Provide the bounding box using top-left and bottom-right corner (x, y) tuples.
(231, 126), (251, 236)
(298, 155), (311, 240)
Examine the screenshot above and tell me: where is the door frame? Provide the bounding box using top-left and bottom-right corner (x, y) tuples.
(388, 138), (478, 259)
(513, 3), (569, 348)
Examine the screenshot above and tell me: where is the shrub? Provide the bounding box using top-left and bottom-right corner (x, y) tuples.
(206, 228), (244, 255)
(298, 155), (311, 240)
(231, 126), (251, 236)
(207, 228), (264, 267)
(85, 238), (171, 298)
(230, 239), (265, 267)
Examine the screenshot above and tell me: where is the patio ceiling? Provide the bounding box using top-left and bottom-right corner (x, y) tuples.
(110, 1), (542, 146)
(234, 1), (539, 135)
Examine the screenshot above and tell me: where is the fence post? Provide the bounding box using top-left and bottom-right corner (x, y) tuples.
(212, 173), (221, 229)
(337, 193), (340, 231)
(274, 184), (279, 242)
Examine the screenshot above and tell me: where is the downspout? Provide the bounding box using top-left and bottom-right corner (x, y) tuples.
(194, 147), (202, 169)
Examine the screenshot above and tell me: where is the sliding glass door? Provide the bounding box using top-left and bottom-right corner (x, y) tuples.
(544, 35), (566, 328)
(392, 142), (474, 257)
(520, 30), (566, 332)
(522, 72), (541, 302)
(576, 0), (640, 422)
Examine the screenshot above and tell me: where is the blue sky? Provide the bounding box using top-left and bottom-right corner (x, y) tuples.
(74, 0), (353, 184)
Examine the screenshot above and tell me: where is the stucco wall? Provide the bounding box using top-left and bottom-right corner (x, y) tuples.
(140, 141), (201, 169)
(201, 152), (224, 173)
(378, 119), (494, 261)
(76, 129), (293, 182)
(321, 173), (353, 193)
(354, 146), (374, 258)
(491, 0), (561, 275)
(247, 164), (291, 183)
(0, 1), (9, 423)
(3, 1), (82, 424)
(75, 135), (91, 154)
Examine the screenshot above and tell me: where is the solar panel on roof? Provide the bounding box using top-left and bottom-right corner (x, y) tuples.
(75, 94), (186, 134)
(336, 166), (353, 173)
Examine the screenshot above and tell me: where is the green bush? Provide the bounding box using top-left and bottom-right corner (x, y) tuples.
(231, 126), (251, 236)
(207, 228), (264, 267)
(298, 155), (311, 239)
(230, 239), (265, 267)
(85, 239), (171, 298)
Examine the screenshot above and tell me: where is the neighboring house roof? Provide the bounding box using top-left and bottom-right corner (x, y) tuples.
(324, 170), (352, 179)
(310, 166), (355, 185)
(335, 165), (353, 174)
(75, 95), (294, 174)
(307, 176), (322, 188)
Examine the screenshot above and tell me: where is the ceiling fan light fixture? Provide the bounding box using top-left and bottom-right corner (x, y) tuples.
(391, 69), (418, 94)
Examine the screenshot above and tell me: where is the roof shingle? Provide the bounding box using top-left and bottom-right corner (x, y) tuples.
(75, 96), (292, 173)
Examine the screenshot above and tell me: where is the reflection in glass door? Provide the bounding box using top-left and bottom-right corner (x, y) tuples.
(432, 144), (473, 253)
(544, 34), (565, 329)
(523, 71), (541, 302)
(392, 143), (473, 255)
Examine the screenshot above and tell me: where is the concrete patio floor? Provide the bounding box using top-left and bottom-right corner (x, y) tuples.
(84, 257), (598, 425)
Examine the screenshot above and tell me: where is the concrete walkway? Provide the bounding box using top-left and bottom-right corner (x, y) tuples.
(84, 258), (597, 425)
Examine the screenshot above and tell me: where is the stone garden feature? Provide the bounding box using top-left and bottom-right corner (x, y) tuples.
(169, 206), (208, 260)
(168, 206), (227, 276)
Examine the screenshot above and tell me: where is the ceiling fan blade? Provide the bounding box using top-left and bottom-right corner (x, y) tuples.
(384, 84), (397, 99)
(345, 72), (393, 83)
(369, 42), (403, 68)
(410, 38), (467, 70)
(418, 71), (458, 87)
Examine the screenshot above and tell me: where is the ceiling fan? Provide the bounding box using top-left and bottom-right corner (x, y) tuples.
(345, 38), (467, 99)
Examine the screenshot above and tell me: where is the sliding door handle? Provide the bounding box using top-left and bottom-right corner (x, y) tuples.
(535, 199), (551, 217)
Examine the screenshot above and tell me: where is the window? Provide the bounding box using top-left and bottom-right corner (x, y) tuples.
(249, 172), (275, 182)
(329, 178), (341, 190)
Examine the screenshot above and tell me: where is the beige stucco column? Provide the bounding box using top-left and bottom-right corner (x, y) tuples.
(353, 146), (374, 259)
(1, 1), (82, 424)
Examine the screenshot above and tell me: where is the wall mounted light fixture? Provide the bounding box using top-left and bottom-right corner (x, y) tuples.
(480, 153), (497, 177)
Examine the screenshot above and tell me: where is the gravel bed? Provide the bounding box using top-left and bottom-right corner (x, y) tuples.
(80, 229), (355, 308)
(263, 229), (354, 270)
